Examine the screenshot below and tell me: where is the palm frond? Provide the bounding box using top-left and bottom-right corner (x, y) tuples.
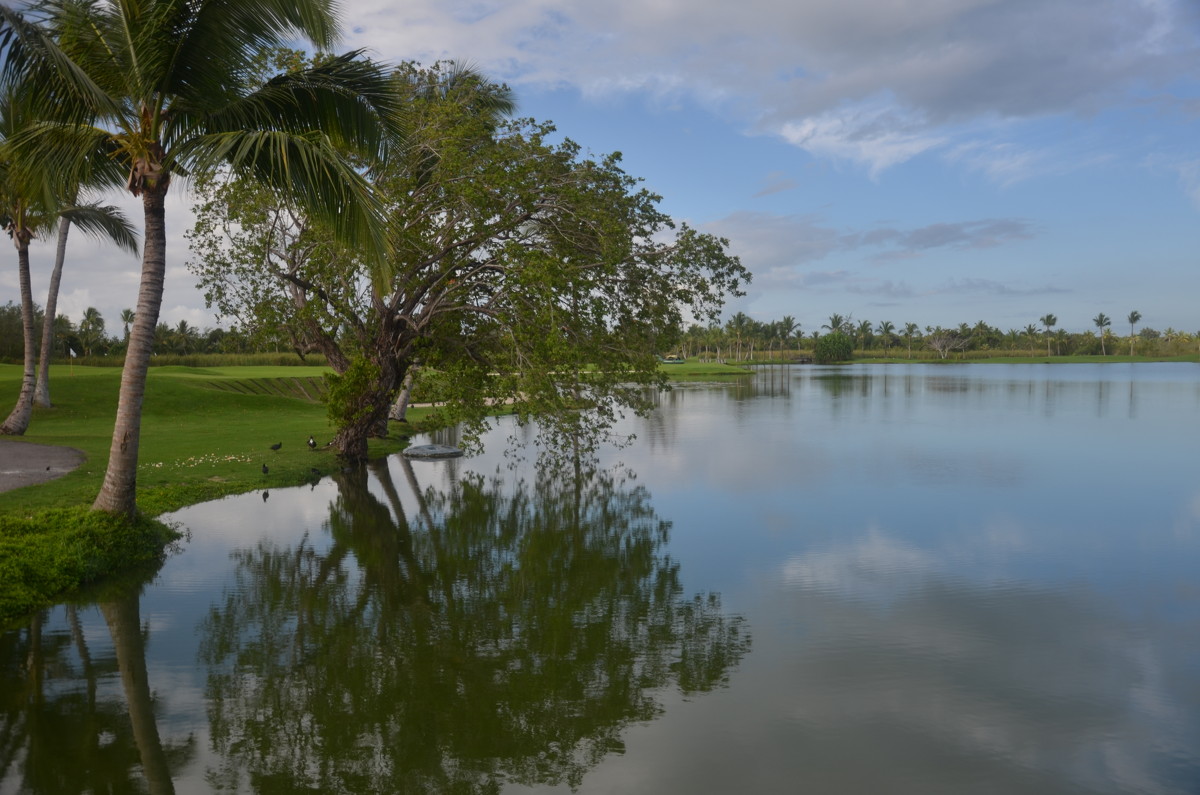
(58, 202), (140, 254)
(0, 4), (121, 125)
(177, 128), (391, 280)
(179, 51), (404, 161)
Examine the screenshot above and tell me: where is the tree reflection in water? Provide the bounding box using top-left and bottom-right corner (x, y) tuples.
(200, 458), (750, 792)
(0, 575), (193, 794)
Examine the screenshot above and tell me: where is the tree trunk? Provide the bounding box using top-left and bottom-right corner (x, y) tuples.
(332, 358), (403, 461)
(93, 185), (167, 517)
(389, 366), (417, 422)
(34, 217), (71, 408)
(1, 238), (37, 435)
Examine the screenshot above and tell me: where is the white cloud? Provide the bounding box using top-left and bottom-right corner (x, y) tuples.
(342, 0), (1200, 174)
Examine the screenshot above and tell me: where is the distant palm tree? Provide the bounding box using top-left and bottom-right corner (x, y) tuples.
(1127, 310), (1141, 356)
(823, 313), (847, 334)
(1094, 313), (1111, 355)
(902, 322), (920, 358)
(855, 319), (873, 351)
(876, 320), (895, 356)
(1, 0), (401, 515)
(121, 309), (135, 342)
(1040, 314), (1057, 356)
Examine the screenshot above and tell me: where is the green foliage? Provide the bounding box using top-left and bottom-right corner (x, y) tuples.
(188, 62), (749, 462)
(814, 332), (854, 364)
(0, 507), (177, 625)
(324, 357), (382, 429)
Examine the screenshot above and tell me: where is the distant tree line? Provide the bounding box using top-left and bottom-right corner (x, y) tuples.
(0, 301), (283, 361)
(676, 311), (1199, 362)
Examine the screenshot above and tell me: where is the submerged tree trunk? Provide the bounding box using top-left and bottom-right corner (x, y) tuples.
(33, 217), (71, 408)
(93, 185), (167, 516)
(2, 237), (37, 435)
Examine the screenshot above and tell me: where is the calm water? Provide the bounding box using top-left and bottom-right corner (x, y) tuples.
(3, 363), (1199, 794)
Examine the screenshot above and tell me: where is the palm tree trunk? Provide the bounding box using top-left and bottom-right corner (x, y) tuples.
(389, 365), (417, 422)
(1, 239), (36, 435)
(93, 186), (167, 516)
(101, 593), (176, 795)
(34, 217), (71, 408)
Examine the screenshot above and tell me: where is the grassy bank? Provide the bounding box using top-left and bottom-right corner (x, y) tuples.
(0, 363), (421, 625)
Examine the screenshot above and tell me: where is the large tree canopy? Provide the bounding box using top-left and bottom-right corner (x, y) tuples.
(189, 63), (749, 461)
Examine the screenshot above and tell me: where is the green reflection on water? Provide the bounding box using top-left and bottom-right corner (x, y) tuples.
(197, 458), (749, 793)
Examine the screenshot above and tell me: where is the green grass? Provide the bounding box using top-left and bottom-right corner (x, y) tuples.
(0, 363), (431, 625)
(0, 363), (425, 516)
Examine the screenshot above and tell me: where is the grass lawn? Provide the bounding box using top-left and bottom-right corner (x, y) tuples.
(0, 363), (422, 517)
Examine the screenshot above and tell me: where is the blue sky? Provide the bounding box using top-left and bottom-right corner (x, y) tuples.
(11, 0), (1200, 336)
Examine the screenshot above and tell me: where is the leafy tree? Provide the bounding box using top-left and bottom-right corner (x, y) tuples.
(190, 64), (747, 461)
(1127, 310), (1141, 356)
(1093, 313), (1112, 355)
(1, 0), (402, 515)
(1040, 313), (1057, 356)
(814, 331), (853, 364)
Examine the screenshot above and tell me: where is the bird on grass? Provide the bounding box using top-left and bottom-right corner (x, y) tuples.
(270, 442), (282, 451)
(261, 463), (269, 475)
(307, 435), (317, 450)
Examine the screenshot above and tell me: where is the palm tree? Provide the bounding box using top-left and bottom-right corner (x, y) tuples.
(1093, 313), (1111, 355)
(120, 308), (135, 342)
(1127, 310), (1141, 357)
(1, 0), (401, 516)
(855, 319), (873, 351)
(876, 320), (895, 357)
(0, 84), (136, 434)
(777, 315), (797, 360)
(77, 305), (106, 355)
(1040, 314), (1057, 356)
(902, 322), (920, 358)
(823, 313), (847, 334)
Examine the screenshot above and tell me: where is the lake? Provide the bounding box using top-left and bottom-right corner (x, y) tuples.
(3, 362), (1199, 794)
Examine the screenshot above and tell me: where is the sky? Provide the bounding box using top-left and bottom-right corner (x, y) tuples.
(8, 0), (1200, 336)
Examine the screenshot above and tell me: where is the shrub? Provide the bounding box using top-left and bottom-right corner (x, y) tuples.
(814, 332), (854, 364)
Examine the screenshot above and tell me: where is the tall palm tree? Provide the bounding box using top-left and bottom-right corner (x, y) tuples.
(902, 322), (920, 358)
(1093, 313), (1111, 355)
(0, 84), (136, 434)
(1, 0), (401, 516)
(1040, 313), (1057, 356)
(876, 320), (895, 357)
(1127, 310), (1141, 357)
(823, 313), (847, 334)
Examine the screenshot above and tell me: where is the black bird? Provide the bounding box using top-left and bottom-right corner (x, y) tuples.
(261, 463), (269, 475)
(307, 435), (317, 450)
(270, 442), (282, 451)
(262, 490), (269, 502)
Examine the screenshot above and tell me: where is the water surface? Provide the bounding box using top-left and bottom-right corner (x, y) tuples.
(3, 363), (1199, 794)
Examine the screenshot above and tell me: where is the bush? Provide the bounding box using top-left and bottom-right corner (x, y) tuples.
(814, 332), (854, 364)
